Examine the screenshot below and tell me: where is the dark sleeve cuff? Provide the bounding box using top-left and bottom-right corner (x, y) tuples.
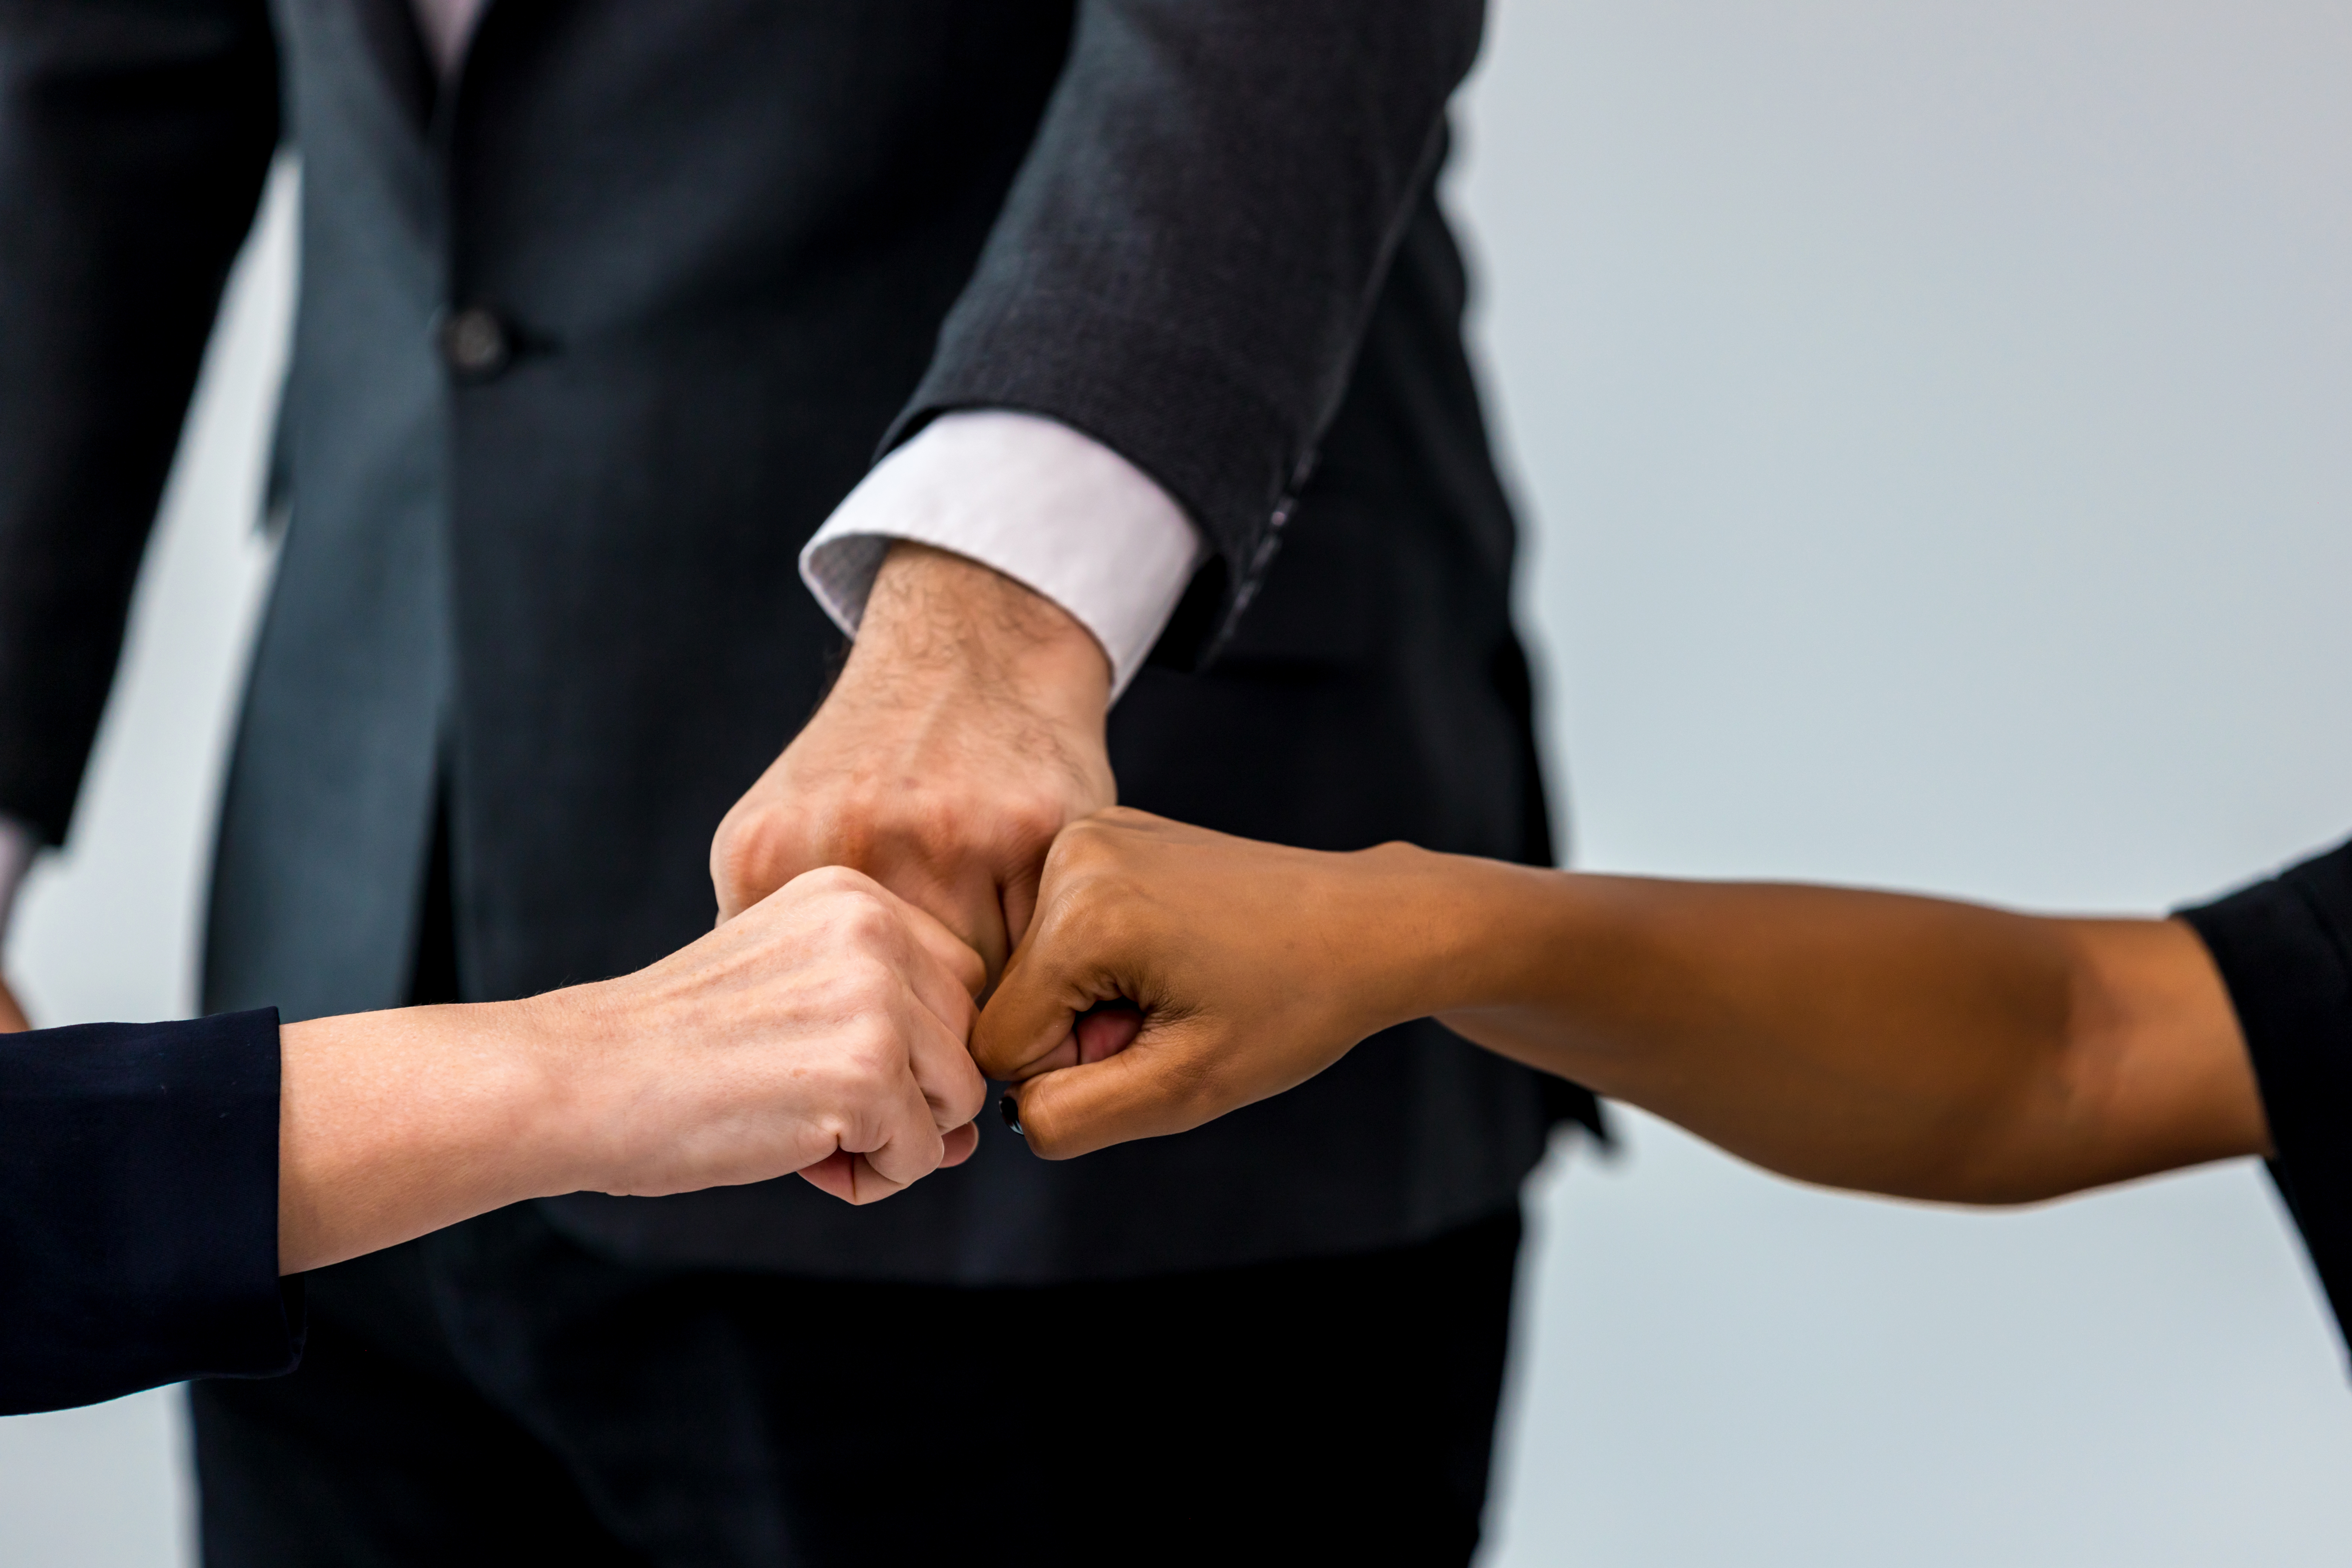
(2177, 840), (2352, 1359)
(0, 1009), (303, 1414)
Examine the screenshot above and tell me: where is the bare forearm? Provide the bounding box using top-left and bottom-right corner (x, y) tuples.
(1383, 852), (2268, 1202)
(276, 997), (579, 1274)
(278, 865), (989, 1271)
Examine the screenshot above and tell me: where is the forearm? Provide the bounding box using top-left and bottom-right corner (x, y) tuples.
(283, 864), (991, 1268)
(276, 997), (579, 1274)
(1379, 851), (2268, 1202)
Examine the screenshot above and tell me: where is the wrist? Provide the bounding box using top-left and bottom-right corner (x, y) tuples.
(842, 542), (1112, 727)
(494, 983), (630, 1200)
(1343, 844), (1567, 1028)
(1311, 842), (1496, 1038)
(275, 995), (589, 1273)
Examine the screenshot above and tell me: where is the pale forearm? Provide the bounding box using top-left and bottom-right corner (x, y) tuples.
(279, 867), (989, 1270)
(276, 996), (578, 1274)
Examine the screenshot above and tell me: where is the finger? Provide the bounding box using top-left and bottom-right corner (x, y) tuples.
(890, 892), (988, 1015)
(855, 1068), (953, 1192)
(1005, 1025), (1237, 1160)
(1001, 1003), (1143, 1081)
(972, 930), (1108, 1081)
(1000, 856), (1044, 953)
(0, 979), (28, 1034)
(905, 991), (988, 1131)
(939, 1121), (980, 1168)
(797, 1149), (859, 1203)
(909, 859), (1009, 987)
(1076, 1003), (1143, 1064)
(798, 1148), (923, 1207)
(845, 1153), (914, 1205)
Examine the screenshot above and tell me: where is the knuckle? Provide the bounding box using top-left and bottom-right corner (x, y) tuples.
(830, 887), (903, 948)
(710, 812), (773, 894)
(1043, 817), (1108, 876)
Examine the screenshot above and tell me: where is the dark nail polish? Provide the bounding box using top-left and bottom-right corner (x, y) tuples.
(999, 1094), (1024, 1136)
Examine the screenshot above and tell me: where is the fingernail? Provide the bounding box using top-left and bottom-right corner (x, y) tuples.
(998, 1094), (1024, 1136)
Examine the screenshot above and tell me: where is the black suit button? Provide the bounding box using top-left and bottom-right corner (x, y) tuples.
(437, 307), (512, 380)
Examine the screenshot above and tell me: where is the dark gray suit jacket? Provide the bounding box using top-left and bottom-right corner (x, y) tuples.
(0, 0), (1597, 1284)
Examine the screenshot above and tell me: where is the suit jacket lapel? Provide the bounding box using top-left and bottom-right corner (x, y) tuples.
(348, 0), (438, 130)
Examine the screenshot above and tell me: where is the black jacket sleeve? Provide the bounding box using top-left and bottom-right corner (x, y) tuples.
(2177, 840), (2352, 1357)
(0, 1009), (299, 1416)
(888, 0), (1487, 658)
(0, 0), (280, 844)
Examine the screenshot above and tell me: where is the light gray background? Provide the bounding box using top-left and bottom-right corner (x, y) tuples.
(4, 1), (2349, 1561)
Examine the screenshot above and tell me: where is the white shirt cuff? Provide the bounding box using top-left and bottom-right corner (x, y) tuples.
(800, 410), (1207, 701)
(0, 815), (36, 949)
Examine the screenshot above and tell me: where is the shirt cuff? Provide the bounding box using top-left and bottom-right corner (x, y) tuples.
(0, 815), (35, 950)
(800, 411), (1207, 701)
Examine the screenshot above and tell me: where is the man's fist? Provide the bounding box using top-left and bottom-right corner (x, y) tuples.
(0, 977), (26, 1032)
(711, 543), (1115, 982)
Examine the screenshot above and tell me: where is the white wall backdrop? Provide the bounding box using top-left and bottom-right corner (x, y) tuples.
(5, 3), (2351, 1562)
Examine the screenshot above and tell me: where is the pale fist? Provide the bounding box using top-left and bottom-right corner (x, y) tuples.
(552, 864), (991, 1205)
(711, 543), (1113, 982)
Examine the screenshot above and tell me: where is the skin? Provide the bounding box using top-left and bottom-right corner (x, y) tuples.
(6, 869), (988, 1275)
(710, 541), (1115, 985)
(977, 809), (2274, 1205)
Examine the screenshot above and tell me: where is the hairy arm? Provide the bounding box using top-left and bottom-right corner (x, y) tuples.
(713, 542), (1112, 977)
(978, 810), (2269, 1202)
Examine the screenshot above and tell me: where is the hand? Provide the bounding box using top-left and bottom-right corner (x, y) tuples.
(974, 809), (1433, 1158)
(710, 543), (1115, 982)
(0, 976), (25, 1032)
(279, 864), (991, 1272)
(545, 865), (991, 1204)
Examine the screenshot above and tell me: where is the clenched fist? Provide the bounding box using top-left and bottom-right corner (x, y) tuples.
(975, 810), (1432, 1158)
(711, 542), (1115, 983)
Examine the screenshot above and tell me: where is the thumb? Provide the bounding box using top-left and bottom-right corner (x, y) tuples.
(1003, 1022), (1229, 1159)
(973, 926), (1110, 1080)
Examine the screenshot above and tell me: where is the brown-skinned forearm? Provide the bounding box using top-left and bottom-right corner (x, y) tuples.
(1389, 851), (2272, 1203)
(982, 810), (2269, 1191)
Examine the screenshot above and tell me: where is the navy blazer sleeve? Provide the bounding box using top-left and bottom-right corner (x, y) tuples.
(2178, 840), (2352, 1355)
(0, 1009), (301, 1416)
